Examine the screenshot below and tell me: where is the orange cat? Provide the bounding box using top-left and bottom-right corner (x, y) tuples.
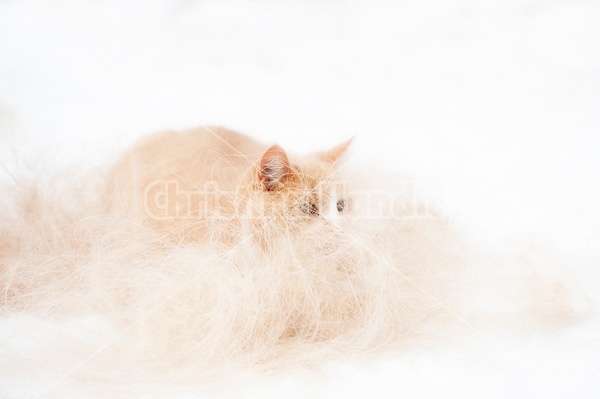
(1, 125), (582, 380)
(107, 126), (353, 246)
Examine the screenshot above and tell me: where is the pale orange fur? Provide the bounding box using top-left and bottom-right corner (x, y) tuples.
(107, 126), (352, 246)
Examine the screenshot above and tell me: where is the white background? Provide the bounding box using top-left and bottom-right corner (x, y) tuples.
(0, 0), (599, 397)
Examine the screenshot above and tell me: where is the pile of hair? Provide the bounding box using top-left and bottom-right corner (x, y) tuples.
(0, 161), (467, 381)
(0, 158), (578, 390)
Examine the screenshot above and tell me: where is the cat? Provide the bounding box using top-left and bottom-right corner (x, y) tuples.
(107, 126), (353, 247)
(0, 125), (585, 382)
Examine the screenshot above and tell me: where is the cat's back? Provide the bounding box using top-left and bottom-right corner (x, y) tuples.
(107, 126), (266, 221)
(114, 126), (265, 183)
(131, 126), (265, 166)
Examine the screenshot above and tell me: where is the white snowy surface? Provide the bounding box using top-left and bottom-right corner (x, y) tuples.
(0, 0), (599, 397)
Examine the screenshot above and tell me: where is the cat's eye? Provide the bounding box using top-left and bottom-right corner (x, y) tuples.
(337, 199), (347, 212)
(301, 202), (319, 216)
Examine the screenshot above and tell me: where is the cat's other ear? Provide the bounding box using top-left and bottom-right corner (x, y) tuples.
(258, 145), (290, 191)
(319, 137), (354, 164)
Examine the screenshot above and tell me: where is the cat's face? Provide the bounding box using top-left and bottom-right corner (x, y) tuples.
(244, 139), (353, 240)
(281, 159), (349, 223)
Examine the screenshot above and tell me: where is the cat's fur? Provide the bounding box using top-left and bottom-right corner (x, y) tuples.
(107, 126), (352, 246)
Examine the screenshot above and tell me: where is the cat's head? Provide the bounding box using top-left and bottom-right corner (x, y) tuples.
(243, 138), (353, 238)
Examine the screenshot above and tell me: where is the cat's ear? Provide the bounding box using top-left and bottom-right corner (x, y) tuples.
(319, 137), (354, 164)
(258, 145), (291, 191)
